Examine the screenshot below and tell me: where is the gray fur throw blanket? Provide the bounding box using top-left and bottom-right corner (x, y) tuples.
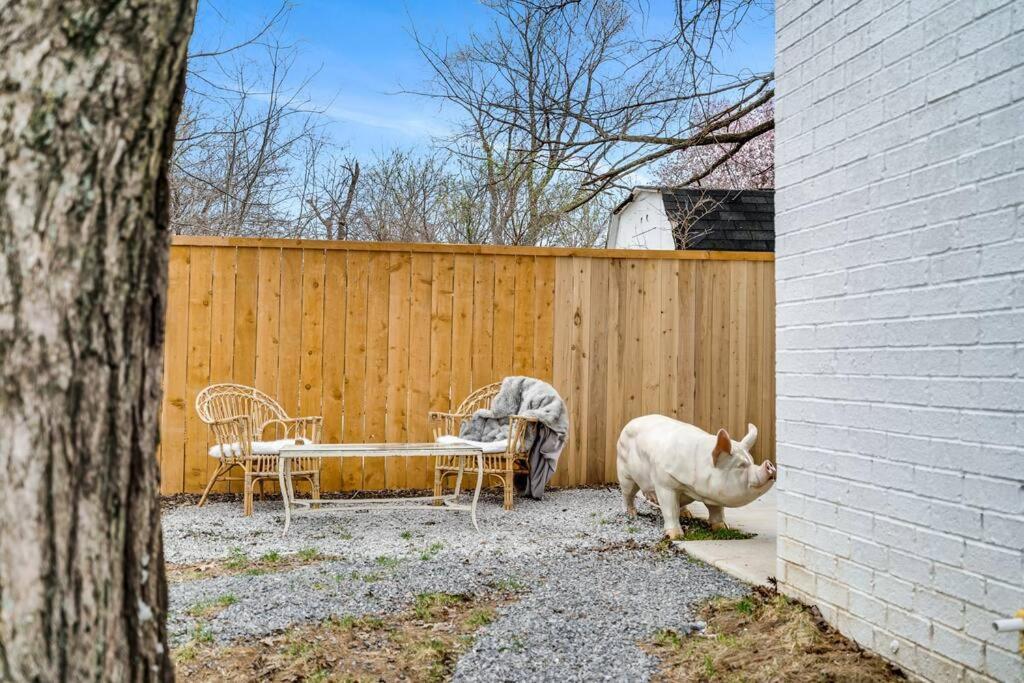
(459, 376), (568, 499)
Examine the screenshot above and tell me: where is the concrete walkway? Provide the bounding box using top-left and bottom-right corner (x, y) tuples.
(675, 490), (777, 586)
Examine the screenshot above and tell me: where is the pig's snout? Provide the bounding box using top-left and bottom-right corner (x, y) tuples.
(765, 461), (776, 480)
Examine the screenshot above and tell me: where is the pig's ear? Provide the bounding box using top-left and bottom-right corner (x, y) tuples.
(712, 428), (732, 465)
(740, 423), (758, 451)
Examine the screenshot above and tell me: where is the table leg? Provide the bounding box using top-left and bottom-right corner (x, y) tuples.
(453, 457), (465, 499)
(471, 451), (483, 532)
(279, 456), (291, 535)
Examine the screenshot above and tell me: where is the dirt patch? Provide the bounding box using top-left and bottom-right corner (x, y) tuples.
(645, 587), (904, 682)
(173, 593), (504, 682)
(167, 547), (332, 583)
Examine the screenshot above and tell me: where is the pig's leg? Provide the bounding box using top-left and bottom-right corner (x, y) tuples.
(678, 494), (694, 520)
(620, 477), (640, 518)
(656, 485), (683, 540)
(707, 504), (728, 531)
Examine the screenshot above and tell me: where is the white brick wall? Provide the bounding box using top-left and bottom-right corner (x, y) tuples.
(775, 0), (1024, 680)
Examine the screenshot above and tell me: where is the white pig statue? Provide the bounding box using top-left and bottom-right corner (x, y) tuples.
(616, 414), (776, 539)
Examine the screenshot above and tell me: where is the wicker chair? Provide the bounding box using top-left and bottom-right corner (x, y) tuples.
(195, 383), (323, 516)
(429, 382), (535, 510)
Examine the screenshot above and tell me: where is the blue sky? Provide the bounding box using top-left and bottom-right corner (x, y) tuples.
(190, 1), (775, 160)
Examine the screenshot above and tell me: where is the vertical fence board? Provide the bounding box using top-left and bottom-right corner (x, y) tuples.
(233, 248), (259, 389)
(533, 257), (556, 382)
(320, 251), (346, 491)
(298, 250), (326, 497)
(603, 259), (624, 483)
(407, 253), (435, 489)
(640, 261), (661, 417)
(492, 255), (516, 380)
(342, 253), (369, 490)
(676, 261), (697, 426)
(208, 247), (236, 492)
(385, 252), (411, 489)
(695, 261), (714, 432)
(161, 239), (775, 493)
(623, 260), (644, 429)
(659, 262), (679, 422)
(569, 257), (592, 484)
(450, 255), (475, 406)
(277, 249), (304, 421)
(471, 256), (495, 389)
(586, 258), (609, 485)
(363, 252), (390, 489)
(428, 253), (455, 482)
(550, 257), (575, 486)
(183, 247), (213, 493)
(254, 249), (281, 401)
(512, 256), (535, 375)
(159, 247), (190, 494)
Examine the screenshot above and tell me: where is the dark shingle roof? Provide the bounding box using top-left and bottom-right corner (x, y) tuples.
(661, 188), (774, 252)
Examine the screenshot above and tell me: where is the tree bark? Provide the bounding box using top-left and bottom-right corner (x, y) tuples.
(0, 1), (196, 680)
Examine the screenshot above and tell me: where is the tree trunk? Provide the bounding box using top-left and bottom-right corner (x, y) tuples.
(0, 2), (196, 681)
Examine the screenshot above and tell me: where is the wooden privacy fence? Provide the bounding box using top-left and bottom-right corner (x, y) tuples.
(159, 236), (775, 495)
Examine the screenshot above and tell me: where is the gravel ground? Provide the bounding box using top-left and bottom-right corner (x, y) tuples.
(164, 487), (749, 681)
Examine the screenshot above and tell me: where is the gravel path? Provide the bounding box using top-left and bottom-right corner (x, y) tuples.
(163, 488), (749, 681)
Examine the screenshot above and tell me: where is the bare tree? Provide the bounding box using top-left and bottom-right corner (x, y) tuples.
(412, 0), (635, 244)
(349, 150), (457, 243)
(415, 0), (774, 220)
(171, 38), (329, 236)
(301, 134), (361, 240)
(0, 0), (195, 679)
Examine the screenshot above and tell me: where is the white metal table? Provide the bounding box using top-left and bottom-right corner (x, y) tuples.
(276, 442), (484, 535)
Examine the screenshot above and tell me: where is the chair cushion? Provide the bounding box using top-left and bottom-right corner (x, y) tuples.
(208, 438), (308, 458)
(436, 435), (509, 453)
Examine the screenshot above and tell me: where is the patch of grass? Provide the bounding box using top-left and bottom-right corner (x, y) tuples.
(466, 607), (496, 627)
(413, 592), (467, 621)
(653, 628), (684, 649)
(338, 530), (354, 540)
(297, 547), (321, 561)
(328, 614), (357, 630)
(683, 525), (755, 541)
(260, 550), (283, 564)
(185, 594), (238, 618)
(644, 590), (905, 682)
(490, 577), (526, 593)
(192, 623), (214, 644)
(375, 554), (400, 569)
(360, 615), (385, 629)
(173, 644), (197, 663)
(702, 654), (717, 678)
(626, 525), (640, 533)
(285, 639), (313, 659)
(419, 541), (444, 561)
(223, 547), (248, 570)
(400, 530), (414, 540)
(350, 570), (382, 583)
